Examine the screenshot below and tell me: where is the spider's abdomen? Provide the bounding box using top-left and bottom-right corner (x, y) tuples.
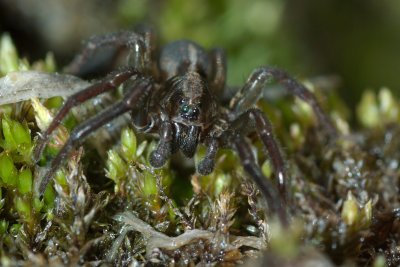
(158, 40), (211, 81)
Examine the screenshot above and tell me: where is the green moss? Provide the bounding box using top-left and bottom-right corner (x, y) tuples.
(120, 127), (137, 162)
(0, 153), (17, 187)
(357, 88), (400, 128)
(0, 34), (19, 75)
(17, 168), (33, 194)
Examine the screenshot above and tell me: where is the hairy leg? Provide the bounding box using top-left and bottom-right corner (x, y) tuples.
(233, 135), (288, 226)
(38, 78), (153, 195)
(33, 68), (142, 162)
(65, 30), (155, 75)
(229, 108), (287, 201)
(230, 66), (337, 136)
(209, 48), (227, 98)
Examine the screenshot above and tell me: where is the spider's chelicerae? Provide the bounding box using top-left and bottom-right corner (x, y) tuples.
(34, 27), (337, 225)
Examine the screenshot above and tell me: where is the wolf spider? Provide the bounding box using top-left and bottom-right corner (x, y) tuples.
(33, 27), (336, 225)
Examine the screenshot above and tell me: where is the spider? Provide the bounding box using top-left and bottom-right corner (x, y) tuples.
(33, 26), (337, 226)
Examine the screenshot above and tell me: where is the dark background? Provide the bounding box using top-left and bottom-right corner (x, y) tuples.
(1, 0), (399, 110)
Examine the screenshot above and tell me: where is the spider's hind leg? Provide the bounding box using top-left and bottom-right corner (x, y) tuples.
(209, 48), (227, 99)
(65, 28), (156, 76)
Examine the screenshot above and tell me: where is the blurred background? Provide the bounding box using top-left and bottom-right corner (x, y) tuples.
(0, 0), (399, 111)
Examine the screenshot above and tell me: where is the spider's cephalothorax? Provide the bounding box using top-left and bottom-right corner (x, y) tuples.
(150, 71), (218, 165)
(33, 27), (337, 226)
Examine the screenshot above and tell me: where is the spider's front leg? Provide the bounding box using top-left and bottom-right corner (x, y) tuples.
(228, 108), (287, 206)
(230, 66), (337, 136)
(37, 78), (153, 195)
(33, 68), (142, 162)
(232, 134), (288, 226)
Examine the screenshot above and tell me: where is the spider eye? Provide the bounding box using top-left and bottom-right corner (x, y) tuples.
(192, 107), (199, 115)
(181, 104), (190, 114)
